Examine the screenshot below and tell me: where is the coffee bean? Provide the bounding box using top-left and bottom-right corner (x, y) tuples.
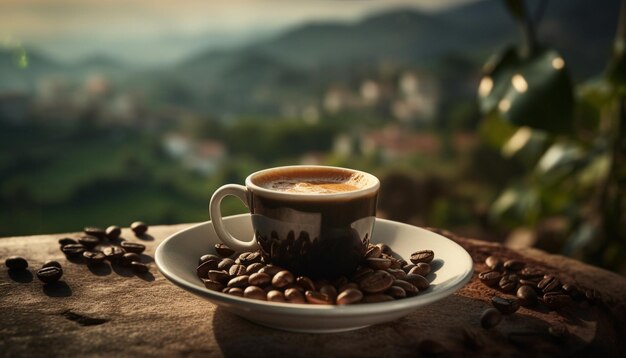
(296, 276), (316, 291)
(258, 265), (283, 276)
(226, 287), (244, 297)
(352, 267), (374, 282)
(305, 290), (333, 304)
(58, 238), (77, 246)
(389, 258), (403, 269)
(5, 256), (28, 270)
(498, 274), (518, 292)
(360, 271), (394, 293)
(480, 308), (502, 329)
(319, 284), (338, 300)
(284, 288), (306, 303)
(227, 275), (250, 288)
(62, 244), (87, 258)
(103, 246), (125, 261)
(336, 288), (363, 305)
(249, 272), (271, 286)
(36, 266), (63, 283)
(78, 236), (100, 249)
(519, 267), (544, 279)
(84, 227), (106, 239)
(237, 252), (262, 265)
(410, 263), (431, 277)
(208, 270), (230, 283)
(376, 243), (392, 255)
(332, 276), (349, 288)
(131, 261), (149, 273)
(216, 258), (235, 271)
(215, 243), (235, 257)
(338, 282), (359, 292)
(404, 274), (430, 290)
(244, 286), (267, 300)
(229, 264), (247, 276)
(83, 251), (106, 265)
(198, 254), (219, 265)
(386, 286), (407, 299)
(519, 278), (540, 289)
(503, 259), (525, 272)
(490, 296), (520, 315)
(386, 268), (407, 279)
(362, 294), (394, 303)
(562, 283), (585, 301)
(366, 257), (392, 270)
(121, 242), (146, 254)
(245, 262), (264, 274)
(267, 290), (286, 302)
(272, 270), (294, 288)
(516, 285), (538, 306)
(365, 246), (382, 258)
(538, 275), (561, 293)
(485, 255), (503, 271)
(478, 270), (503, 287)
(543, 292), (572, 309)
(130, 221), (148, 236)
(121, 253), (141, 267)
(42, 260), (62, 269)
(410, 250), (434, 264)
(202, 279), (224, 291)
(105, 225), (121, 240)
(393, 279), (419, 296)
(402, 264), (416, 273)
(197, 260), (218, 278)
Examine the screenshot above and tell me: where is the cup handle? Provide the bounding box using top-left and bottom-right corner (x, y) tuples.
(209, 184), (258, 252)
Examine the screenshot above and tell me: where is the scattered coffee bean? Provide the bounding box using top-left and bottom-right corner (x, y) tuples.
(103, 246), (125, 261)
(284, 288), (306, 303)
(36, 266), (63, 283)
(305, 290), (333, 304)
(478, 270), (503, 287)
(197, 260), (219, 278)
(498, 274), (518, 293)
(410, 263), (431, 276)
(120, 242), (146, 254)
(336, 288), (363, 305)
(244, 286), (267, 300)
(362, 294), (394, 303)
(62, 244), (86, 258)
(121, 253), (141, 267)
(402, 264), (416, 273)
(83, 251), (106, 265)
(226, 287), (244, 297)
(365, 246), (382, 258)
(227, 275), (250, 288)
(516, 285), (538, 306)
(246, 263), (264, 274)
(42, 260), (62, 269)
(208, 270), (230, 283)
(352, 267), (374, 282)
(214, 243), (235, 257)
(229, 264), (247, 276)
(258, 265), (282, 276)
(410, 250), (434, 264)
(84, 227), (106, 239)
(267, 290), (286, 302)
(562, 283), (585, 301)
(393, 279), (419, 296)
(338, 282), (359, 292)
(543, 292), (572, 310)
(503, 259), (525, 271)
(296, 276), (316, 291)
(386, 286), (407, 299)
(389, 258), (403, 269)
(5, 256), (28, 270)
(404, 274), (430, 290)
(320, 284), (338, 300)
(519, 278), (540, 289)
(360, 271), (394, 293)
(491, 296), (520, 315)
(366, 257), (392, 270)
(217, 258), (236, 271)
(78, 236), (100, 249)
(538, 275), (561, 293)
(272, 270), (295, 288)
(203, 279), (224, 291)
(198, 254), (219, 265)
(386, 268), (407, 279)
(237, 252), (262, 265)
(249, 272), (271, 286)
(519, 267), (543, 279)
(130, 221), (148, 236)
(480, 308), (502, 329)
(58, 238), (77, 246)
(105, 225), (121, 240)
(130, 261), (149, 273)
(485, 256), (503, 271)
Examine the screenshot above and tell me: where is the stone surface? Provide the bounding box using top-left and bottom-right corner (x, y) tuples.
(0, 224), (625, 357)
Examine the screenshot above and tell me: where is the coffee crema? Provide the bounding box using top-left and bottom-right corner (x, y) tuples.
(254, 167), (367, 194)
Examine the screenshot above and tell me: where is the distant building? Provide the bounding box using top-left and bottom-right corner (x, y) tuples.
(162, 133), (226, 176)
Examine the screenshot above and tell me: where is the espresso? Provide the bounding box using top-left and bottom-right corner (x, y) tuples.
(254, 167), (366, 194)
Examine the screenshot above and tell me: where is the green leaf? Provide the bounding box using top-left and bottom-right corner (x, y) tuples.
(478, 46), (574, 134)
(489, 185), (540, 226)
(535, 141), (585, 180)
(606, 38), (626, 89)
(501, 126), (549, 166)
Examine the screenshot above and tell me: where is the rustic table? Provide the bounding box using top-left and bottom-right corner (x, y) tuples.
(1, 224), (625, 357)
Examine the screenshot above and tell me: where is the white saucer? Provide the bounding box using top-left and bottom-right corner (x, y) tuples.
(155, 214), (473, 333)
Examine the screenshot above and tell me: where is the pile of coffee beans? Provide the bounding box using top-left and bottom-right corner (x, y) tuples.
(196, 243), (437, 305)
(478, 255), (600, 329)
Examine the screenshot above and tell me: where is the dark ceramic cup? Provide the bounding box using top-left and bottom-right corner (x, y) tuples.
(209, 165), (379, 279)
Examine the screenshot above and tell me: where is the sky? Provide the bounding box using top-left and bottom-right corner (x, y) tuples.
(0, 0), (477, 66)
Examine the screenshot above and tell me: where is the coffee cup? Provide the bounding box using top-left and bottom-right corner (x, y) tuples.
(209, 165), (379, 279)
